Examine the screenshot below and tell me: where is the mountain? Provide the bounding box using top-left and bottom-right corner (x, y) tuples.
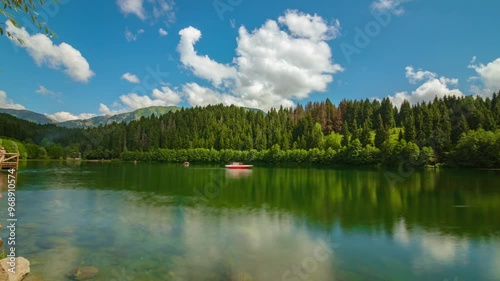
(56, 106), (181, 128)
(0, 108), (55, 124)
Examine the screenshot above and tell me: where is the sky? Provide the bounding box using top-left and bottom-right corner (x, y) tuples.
(1, 0), (499, 122)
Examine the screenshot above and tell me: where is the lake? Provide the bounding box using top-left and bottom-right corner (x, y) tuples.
(2, 161), (499, 281)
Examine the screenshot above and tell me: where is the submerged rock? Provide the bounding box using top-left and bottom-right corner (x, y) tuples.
(0, 257), (30, 281)
(66, 266), (99, 280)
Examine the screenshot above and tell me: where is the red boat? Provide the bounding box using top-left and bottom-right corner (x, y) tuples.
(225, 162), (253, 169)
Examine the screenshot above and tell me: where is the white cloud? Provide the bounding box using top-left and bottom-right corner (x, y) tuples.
(47, 111), (96, 122)
(36, 85), (59, 96)
(0, 90), (25, 110)
(159, 28), (168, 36)
(117, 0), (146, 19)
(405, 66), (436, 84)
(119, 93), (167, 110)
(468, 57), (500, 97)
(177, 26), (237, 87)
(277, 10), (340, 41)
(100, 85), (182, 114)
(388, 67), (463, 108)
(151, 86), (182, 105)
(183, 83), (258, 108)
(121, 72), (141, 84)
(5, 21), (94, 83)
(176, 10), (343, 110)
(117, 0), (175, 22)
(371, 0), (409, 16)
(99, 103), (125, 116)
(125, 27), (144, 41)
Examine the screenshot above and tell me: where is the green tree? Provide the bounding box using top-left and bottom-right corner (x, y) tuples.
(341, 121), (350, 147)
(309, 122), (324, 149)
(360, 121), (372, 147)
(400, 100), (416, 142)
(374, 114), (388, 149)
(0, 0), (58, 41)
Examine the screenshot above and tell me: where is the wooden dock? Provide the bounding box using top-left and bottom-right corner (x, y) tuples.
(0, 153), (19, 170)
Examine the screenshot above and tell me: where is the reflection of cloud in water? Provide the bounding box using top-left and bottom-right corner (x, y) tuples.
(412, 232), (469, 274)
(488, 243), (500, 280)
(392, 218), (470, 275)
(22, 189), (334, 280)
(393, 218), (410, 246)
(171, 209), (338, 280)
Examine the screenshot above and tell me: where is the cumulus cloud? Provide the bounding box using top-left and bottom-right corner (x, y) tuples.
(177, 26), (237, 87)
(405, 66), (436, 84)
(183, 83), (258, 108)
(468, 57), (500, 97)
(0, 91), (25, 110)
(371, 0), (409, 16)
(277, 10), (340, 41)
(121, 72), (141, 84)
(119, 93), (168, 110)
(47, 112), (96, 122)
(101, 10), (342, 112)
(117, 0), (175, 22)
(151, 86), (182, 105)
(125, 27), (144, 41)
(176, 10), (343, 110)
(99, 103), (126, 116)
(388, 66), (463, 108)
(102, 86), (182, 112)
(5, 21), (94, 83)
(159, 28), (168, 36)
(36, 85), (60, 96)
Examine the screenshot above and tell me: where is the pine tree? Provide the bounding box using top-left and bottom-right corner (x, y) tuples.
(374, 114), (388, 148)
(341, 121), (350, 147)
(360, 121), (372, 147)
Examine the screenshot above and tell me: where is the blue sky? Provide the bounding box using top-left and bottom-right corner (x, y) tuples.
(1, 0), (499, 121)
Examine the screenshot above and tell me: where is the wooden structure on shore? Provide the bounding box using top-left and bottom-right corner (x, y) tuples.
(0, 153), (19, 170)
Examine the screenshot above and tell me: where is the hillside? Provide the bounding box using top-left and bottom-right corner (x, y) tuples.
(56, 106), (181, 128)
(0, 108), (55, 124)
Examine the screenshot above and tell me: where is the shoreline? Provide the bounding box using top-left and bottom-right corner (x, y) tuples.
(16, 158), (500, 170)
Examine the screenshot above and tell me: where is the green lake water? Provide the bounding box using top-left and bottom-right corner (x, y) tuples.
(1, 161), (500, 281)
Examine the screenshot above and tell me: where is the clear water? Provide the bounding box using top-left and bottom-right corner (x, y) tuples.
(1, 161), (499, 281)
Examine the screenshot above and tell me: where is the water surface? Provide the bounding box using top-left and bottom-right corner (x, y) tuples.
(1, 161), (499, 281)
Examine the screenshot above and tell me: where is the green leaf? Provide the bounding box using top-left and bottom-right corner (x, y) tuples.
(8, 18), (20, 27)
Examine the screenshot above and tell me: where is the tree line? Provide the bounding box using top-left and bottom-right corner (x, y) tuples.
(1, 93), (499, 167)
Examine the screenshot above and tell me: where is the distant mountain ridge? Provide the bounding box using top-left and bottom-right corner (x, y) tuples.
(0, 108), (55, 124)
(0, 105), (263, 128)
(0, 106), (181, 128)
(56, 106), (182, 128)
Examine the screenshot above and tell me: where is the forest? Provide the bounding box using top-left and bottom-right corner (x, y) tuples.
(1, 93), (499, 168)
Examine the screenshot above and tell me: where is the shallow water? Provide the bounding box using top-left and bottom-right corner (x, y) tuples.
(1, 161), (499, 280)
